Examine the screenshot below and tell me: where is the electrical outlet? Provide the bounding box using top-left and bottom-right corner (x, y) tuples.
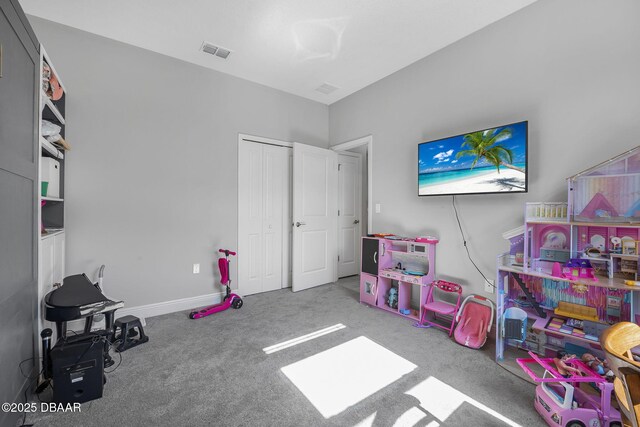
(485, 279), (494, 293)
(193, 263), (200, 274)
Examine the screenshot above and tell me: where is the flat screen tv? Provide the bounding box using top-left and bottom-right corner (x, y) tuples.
(418, 120), (528, 197)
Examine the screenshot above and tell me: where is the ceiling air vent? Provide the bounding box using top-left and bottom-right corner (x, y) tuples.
(201, 42), (232, 59)
(315, 83), (339, 95)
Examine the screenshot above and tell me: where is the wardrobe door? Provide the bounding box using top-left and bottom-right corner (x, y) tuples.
(238, 141), (289, 295)
(261, 144), (285, 292)
(238, 141), (264, 295)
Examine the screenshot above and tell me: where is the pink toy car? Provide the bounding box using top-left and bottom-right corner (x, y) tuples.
(518, 352), (621, 427)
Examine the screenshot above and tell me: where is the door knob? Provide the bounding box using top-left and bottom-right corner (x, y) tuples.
(354, 219), (360, 224)
(296, 222), (306, 227)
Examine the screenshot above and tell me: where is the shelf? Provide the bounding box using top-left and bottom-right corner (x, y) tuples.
(41, 229), (64, 239)
(42, 196), (63, 202)
(611, 253), (639, 259)
(498, 264), (635, 290)
(379, 268), (430, 285)
(42, 92), (65, 125)
(386, 249), (429, 257)
(531, 316), (602, 348)
(40, 136), (64, 159)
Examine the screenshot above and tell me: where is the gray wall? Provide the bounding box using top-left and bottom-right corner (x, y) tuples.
(329, 0), (640, 296)
(29, 17), (329, 307)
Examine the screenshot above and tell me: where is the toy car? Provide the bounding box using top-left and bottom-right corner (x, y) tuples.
(518, 352), (622, 427)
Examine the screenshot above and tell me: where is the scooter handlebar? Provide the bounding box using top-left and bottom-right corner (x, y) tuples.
(219, 249), (236, 256)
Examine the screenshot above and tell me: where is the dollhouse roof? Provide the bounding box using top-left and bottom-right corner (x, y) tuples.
(568, 145), (640, 179)
(566, 258), (592, 268)
(502, 225), (524, 240)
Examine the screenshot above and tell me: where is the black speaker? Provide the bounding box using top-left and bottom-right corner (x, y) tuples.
(51, 336), (104, 404)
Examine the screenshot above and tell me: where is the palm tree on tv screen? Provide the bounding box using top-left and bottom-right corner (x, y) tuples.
(455, 127), (525, 173)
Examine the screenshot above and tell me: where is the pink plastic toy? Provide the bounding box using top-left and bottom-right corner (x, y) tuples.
(189, 249), (243, 319)
(517, 351), (621, 427)
(415, 280), (462, 336)
(453, 294), (494, 349)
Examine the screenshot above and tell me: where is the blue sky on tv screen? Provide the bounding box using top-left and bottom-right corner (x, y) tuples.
(418, 121), (527, 174)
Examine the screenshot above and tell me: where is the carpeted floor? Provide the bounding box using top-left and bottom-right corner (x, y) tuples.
(25, 277), (544, 426)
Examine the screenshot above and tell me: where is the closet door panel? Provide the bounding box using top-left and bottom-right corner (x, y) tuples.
(238, 141), (263, 295)
(261, 145), (285, 292)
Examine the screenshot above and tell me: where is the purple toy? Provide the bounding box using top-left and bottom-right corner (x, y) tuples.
(563, 258), (598, 281)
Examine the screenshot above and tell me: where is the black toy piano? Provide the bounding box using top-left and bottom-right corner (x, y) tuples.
(40, 273), (124, 403)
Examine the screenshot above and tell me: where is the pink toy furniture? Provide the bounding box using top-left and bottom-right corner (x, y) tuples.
(417, 280), (462, 336)
(359, 236), (438, 322)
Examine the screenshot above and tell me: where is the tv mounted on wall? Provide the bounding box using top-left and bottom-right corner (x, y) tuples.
(418, 120), (528, 197)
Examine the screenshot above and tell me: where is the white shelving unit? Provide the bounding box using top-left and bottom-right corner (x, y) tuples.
(37, 46), (68, 363)
(40, 136), (64, 159)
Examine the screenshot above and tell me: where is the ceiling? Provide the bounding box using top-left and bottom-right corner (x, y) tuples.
(20, 0), (538, 104)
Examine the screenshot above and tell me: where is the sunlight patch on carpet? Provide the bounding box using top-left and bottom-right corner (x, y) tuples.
(405, 377), (522, 427)
(392, 406), (427, 427)
(352, 412), (376, 427)
(282, 336), (416, 418)
(263, 323), (346, 354)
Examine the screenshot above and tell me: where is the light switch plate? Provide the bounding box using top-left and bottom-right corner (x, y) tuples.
(375, 203), (381, 213)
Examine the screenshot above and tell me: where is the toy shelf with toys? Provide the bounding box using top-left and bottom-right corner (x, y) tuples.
(360, 235), (438, 322)
(496, 146), (640, 376)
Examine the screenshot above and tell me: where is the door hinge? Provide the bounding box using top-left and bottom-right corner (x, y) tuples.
(338, 209), (340, 216)
(338, 255), (340, 262)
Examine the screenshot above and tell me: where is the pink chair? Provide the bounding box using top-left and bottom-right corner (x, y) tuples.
(417, 280), (462, 336)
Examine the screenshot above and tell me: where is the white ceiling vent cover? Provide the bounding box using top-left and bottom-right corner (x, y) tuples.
(201, 42), (232, 59)
(316, 83), (339, 94)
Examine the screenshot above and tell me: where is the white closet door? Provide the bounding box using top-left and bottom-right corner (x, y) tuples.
(261, 144), (285, 292)
(238, 141), (290, 296)
(337, 153), (362, 278)
(292, 143), (338, 292)
(282, 151), (293, 288)
(238, 141), (264, 296)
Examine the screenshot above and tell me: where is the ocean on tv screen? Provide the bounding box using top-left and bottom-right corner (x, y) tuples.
(418, 121), (527, 196)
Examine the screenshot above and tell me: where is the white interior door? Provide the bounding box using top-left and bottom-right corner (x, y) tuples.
(292, 143), (338, 292)
(238, 140), (290, 296)
(338, 153), (362, 278)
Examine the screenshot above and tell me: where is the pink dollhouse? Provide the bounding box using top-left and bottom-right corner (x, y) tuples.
(496, 146), (640, 366)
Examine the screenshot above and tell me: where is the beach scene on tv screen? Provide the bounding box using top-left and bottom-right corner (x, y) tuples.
(418, 121), (527, 196)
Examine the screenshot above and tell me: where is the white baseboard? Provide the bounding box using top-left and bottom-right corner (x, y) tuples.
(116, 292), (224, 325)
(64, 292), (223, 332)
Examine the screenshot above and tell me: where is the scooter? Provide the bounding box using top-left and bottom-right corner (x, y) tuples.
(189, 249), (243, 319)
